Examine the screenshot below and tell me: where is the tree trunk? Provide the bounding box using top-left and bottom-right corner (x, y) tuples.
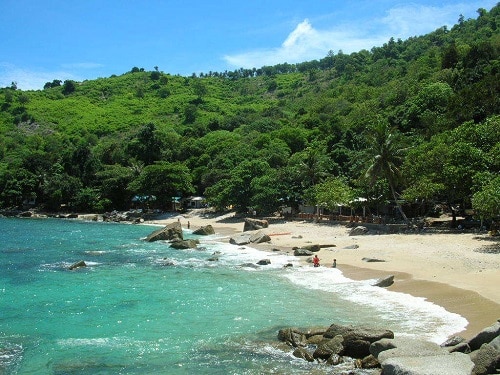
(390, 183), (409, 225)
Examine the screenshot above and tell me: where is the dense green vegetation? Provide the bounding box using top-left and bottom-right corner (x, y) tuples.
(1, 5), (499, 223)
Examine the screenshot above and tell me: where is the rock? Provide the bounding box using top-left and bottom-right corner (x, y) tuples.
(192, 225), (215, 235)
(447, 342), (471, 353)
(441, 335), (466, 347)
(358, 354), (380, 369)
(249, 231), (271, 244)
(239, 263), (259, 269)
(325, 324), (394, 343)
(468, 321), (500, 351)
(470, 343), (500, 375)
(490, 335), (500, 351)
(362, 257), (385, 262)
(372, 275), (394, 288)
(293, 347), (314, 362)
(207, 257), (219, 262)
(256, 259), (271, 265)
(344, 244), (359, 249)
(170, 239), (199, 249)
(381, 352), (474, 375)
(302, 244), (321, 252)
(283, 263), (293, 268)
(293, 248), (313, 256)
(243, 218), (269, 232)
(371, 338), (449, 362)
(277, 328), (307, 347)
(68, 260), (86, 270)
(313, 335), (344, 360)
(146, 222), (183, 242)
(229, 233), (252, 245)
(349, 226), (368, 236)
(326, 354), (343, 365)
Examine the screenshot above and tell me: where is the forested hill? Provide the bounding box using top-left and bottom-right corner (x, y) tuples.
(0, 5), (499, 221)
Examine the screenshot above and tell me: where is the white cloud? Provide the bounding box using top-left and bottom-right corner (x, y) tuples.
(223, 19), (387, 69)
(223, 2), (488, 70)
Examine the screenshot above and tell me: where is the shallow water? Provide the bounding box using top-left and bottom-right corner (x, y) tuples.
(0, 217), (467, 374)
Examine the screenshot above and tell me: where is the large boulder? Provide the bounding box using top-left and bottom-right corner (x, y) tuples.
(470, 343), (500, 375)
(243, 218), (268, 232)
(370, 338), (449, 363)
(468, 320), (500, 351)
(249, 231), (271, 244)
(293, 248), (314, 256)
(170, 239), (199, 249)
(313, 335), (344, 360)
(381, 352), (474, 375)
(146, 222), (183, 242)
(372, 275), (394, 288)
(229, 233), (252, 245)
(324, 324), (394, 359)
(192, 225), (215, 235)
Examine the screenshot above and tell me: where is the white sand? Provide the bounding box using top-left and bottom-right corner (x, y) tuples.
(148, 210), (500, 338)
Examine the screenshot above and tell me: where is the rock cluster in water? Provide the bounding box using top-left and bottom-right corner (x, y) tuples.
(277, 320), (500, 375)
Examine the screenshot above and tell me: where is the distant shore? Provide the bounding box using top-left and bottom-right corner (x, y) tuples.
(147, 209), (500, 339)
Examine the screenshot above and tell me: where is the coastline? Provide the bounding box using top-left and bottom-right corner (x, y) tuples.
(148, 210), (500, 340)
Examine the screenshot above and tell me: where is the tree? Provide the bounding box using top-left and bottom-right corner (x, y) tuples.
(62, 80), (76, 95)
(472, 176), (500, 221)
(364, 120), (409, 223)
(128, 162), (194, 209)
(312, 177), (354, 212)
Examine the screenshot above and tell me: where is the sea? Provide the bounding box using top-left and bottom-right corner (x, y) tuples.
(0, 217), (467, 374)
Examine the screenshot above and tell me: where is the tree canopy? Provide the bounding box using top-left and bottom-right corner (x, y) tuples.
(0, 4), (499, 222)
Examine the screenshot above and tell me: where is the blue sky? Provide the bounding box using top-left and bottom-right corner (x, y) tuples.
(0, 0), (497, 90)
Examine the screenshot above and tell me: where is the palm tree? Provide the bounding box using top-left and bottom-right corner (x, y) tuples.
(364, 121), (409, 224)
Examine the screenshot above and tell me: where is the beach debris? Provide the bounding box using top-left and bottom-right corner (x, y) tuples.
(362, 257), (386, 262)
(68, 260), (86, 270)
(243, 218), (268, 232)
(145, 221), (183, 242)
(372, 275), (394, 287)
(169, 239), (199, 249)
(192, 225), (215, 235)
(349, 226), (369, 236)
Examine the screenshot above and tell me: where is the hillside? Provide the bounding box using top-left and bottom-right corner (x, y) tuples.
(0, 4), (499, 221)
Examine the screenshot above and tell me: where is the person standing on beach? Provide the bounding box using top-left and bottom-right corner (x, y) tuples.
(313, 255), (320, 267)
(332, 259), (337, 268)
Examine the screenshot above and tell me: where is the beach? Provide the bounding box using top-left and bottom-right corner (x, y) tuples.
(149, 210), (500, 339)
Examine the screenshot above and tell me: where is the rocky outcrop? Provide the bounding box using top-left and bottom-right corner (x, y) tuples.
(372, 275), (394, 287)
(146, 222), (183, 242)
(229, 231), (271, 245)
(243, 218), (268, 232)
(68, 260), (86, 270)
(293, 248), (314, 256)
(381, 352), (474, 375)
(170, 239), (199, 249)
(277, 320), (500, 373)
(192, 225), (215, 235)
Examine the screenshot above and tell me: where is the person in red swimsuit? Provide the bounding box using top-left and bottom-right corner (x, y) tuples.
(313, 255), (320, 267)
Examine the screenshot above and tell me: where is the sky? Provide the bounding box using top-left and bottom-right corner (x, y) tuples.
(0, 0), (497, 90)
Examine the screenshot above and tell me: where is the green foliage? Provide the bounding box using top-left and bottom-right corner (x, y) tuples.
(0, 5), (498, 217)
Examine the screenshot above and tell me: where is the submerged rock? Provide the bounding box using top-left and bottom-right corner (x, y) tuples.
(68, 260), (86, 270)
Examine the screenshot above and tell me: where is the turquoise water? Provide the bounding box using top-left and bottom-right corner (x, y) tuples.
(0, 217), (467, 374)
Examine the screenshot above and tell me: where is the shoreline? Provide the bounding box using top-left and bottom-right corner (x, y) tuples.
(149, 211), (500, 340)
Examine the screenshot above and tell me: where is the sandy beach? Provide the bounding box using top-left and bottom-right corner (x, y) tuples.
(148, 210), (499, 339)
